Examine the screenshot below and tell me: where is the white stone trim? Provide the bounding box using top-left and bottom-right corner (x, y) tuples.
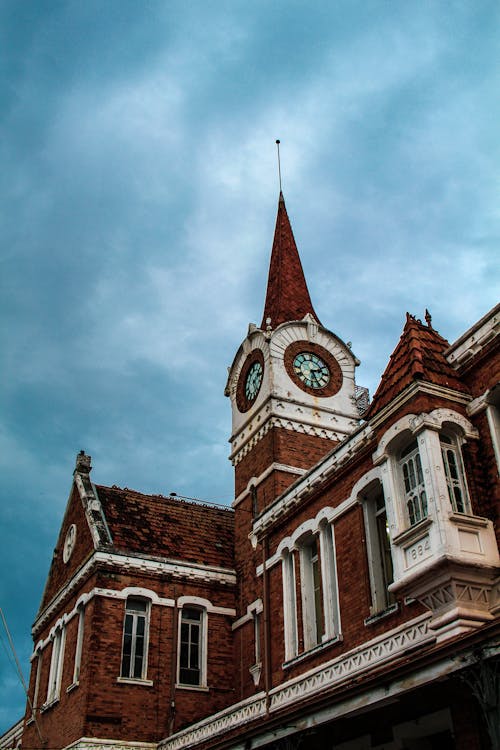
(0, 719), (23, 750)
(370, 381), (471, 430)
(232, 599), (263, 631)
(65, 740), (156, 750)
(251, 423), (374, 539)
(232, 464), (306, 508)
(468, 388), (500, 476)
(158, 614), (434, 750)
(373, 408), (478, 465)
(230, 412), (349, 465)
(32, 587), (234, 655)
(176, 595), (235, 617)
(446, 303), (499, 367)
(33, 551), (236, 635)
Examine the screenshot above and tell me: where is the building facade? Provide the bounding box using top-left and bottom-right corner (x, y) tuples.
(4, 193), (500, 750)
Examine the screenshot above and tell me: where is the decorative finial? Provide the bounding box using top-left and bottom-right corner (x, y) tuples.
(425, 308), (432, 327)
(276, 139), (282, 194)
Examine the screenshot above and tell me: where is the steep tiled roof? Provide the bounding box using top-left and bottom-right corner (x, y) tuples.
(260, 192), (321, 329)
(96, 485), (234, 569)
(367, 312), (469, 418)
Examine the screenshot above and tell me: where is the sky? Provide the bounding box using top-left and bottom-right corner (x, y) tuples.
(0, 0), (499, 733)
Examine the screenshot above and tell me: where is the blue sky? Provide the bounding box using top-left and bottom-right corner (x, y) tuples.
(1, 0), (499, 733)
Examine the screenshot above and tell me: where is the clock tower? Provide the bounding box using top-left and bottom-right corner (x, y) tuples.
(225, 192), (361, 515)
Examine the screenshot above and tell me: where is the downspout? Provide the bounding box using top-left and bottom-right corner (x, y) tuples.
(168, 589), (178, 735)
(262, 535), (272, 714)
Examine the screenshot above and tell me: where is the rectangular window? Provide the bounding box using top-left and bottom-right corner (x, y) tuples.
(363, 485), (395, 614)
(440, 435), (471, 514)
(121, 598), (148, 680)
(300, 537), (324, 650)
(47, 626), (65, 703)
(73, 605), (85, 684)
(282, 551), (298, 660)
(399, 441), (427, 526)
(33, 650), (43, 714)
(179, 607), (204, 686)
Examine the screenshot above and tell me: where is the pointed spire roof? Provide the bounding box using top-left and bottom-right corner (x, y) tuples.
(260, 192), (321, 329)
(367, 313), (469, 418)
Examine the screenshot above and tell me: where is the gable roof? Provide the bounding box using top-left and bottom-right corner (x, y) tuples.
(367, 312), (469, 418)
(260, 192), (321, 329)
(96, 485), (235, 570)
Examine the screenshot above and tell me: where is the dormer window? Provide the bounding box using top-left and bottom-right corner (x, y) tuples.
(440, 434), (470, 514)
(399, 440), (427, 526)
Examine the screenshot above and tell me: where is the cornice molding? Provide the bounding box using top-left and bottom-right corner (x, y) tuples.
(158, 614), (434, 750)
(369, 381), (471, 430)
(33, 551), (236, 636)
(250, 423), (373, 538)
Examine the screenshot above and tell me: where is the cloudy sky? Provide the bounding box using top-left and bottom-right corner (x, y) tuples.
(1, 0), (499, 732)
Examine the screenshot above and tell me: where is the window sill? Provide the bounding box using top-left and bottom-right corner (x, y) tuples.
(175, 683), (209, 692)
(40, 698), (59, 713)
(393, 517), (432, 546)
(116, 677), (154, 687)
(283, 634), (342, 669)
(448, 512), (488, 528)
(364, 603), (398, 626)
(66, 681), (79, 693)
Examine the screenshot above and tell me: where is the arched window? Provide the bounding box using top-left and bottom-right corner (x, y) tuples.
(440, 434), (470, 514)
(300, 535), (324, 649)
(361, 481), (395, 615)
(399, 440), (428, 526)
(178, 606), (207, 688)
(46, 624), (65, 704)
(120, 597), (149, 680)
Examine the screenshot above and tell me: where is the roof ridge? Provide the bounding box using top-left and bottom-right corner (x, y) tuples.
(366, 311), (466, 418)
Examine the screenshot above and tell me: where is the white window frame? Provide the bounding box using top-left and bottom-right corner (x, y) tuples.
(318, 522), (340, 641)
(300, 535), (324, 651)
(399, 439), (428, 526)
(362, 484), (395, 615)
(120, 597), (150, 681)
(177, 605), (207, 689)
(282, 550), (298, 661)
(440, 434), (471, 514)
(32, 648), (43, 715)
(72, 604), (85, 684)
(46, 624), (65, 704)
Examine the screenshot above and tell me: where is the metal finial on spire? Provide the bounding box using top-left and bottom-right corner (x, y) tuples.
(276, 139), (282, 193)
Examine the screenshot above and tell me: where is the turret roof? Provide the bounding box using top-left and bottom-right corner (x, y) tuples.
(367, 312), (469, 418)
(261, 192), (321, 329)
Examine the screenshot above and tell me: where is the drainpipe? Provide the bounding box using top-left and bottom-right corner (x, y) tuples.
(168, 589), (178, 735)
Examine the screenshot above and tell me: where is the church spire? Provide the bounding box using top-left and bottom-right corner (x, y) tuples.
(260, 192), (321, 330)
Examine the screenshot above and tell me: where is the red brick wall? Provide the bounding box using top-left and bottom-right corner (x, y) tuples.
(235, 427), (336, 498)
(39, 484), (95, 612)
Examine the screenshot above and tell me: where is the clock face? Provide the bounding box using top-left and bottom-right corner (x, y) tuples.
(236, 350), (265, 412)
(245, 361), (263, 401)
(63, 524), (77, 563)
(293, 352), (330, 389)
